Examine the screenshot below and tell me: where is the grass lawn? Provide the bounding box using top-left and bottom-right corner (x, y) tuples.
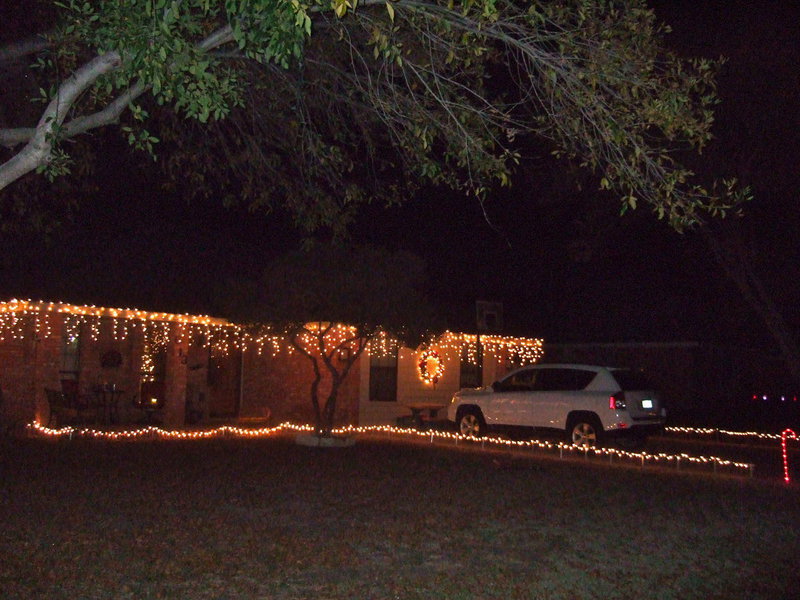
(1, 433), (799, 599)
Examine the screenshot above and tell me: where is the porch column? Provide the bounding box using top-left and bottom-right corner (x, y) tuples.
(162, 323), (189, 427)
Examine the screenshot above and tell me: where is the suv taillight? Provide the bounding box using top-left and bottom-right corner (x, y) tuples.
(609, 393), (626, 410)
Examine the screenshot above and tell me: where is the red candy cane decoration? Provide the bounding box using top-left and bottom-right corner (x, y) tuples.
(782, 429), (797, 483)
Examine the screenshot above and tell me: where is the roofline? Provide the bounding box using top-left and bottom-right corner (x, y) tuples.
(0, 299), (233, 327)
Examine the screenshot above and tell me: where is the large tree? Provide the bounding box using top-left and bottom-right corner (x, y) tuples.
(0, 0), (748, 233)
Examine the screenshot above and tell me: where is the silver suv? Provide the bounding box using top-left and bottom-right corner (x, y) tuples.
(447, 363), (666, 446)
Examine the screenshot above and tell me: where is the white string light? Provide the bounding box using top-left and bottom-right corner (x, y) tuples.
(0, 299), (240, 353)
(664, 426), (784, 442)
(26, 421), (755, 476)
(0, 300), (549, 367)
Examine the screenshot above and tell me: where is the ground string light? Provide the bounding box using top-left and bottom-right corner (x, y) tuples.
(665, 426), (783, 442)
(27, 420), (295, 440)
(336, 425), (755, 476)
(27, 421), (755, 477)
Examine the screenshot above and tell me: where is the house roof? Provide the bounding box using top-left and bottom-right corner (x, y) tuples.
(0, 299), (232, 327)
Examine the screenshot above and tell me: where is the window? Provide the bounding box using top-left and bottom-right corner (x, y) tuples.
(369, 351), (397, 402)
(459, 342), (483, 388)
(611, 369), (655, 390)
(140, 329), (167, 407)
(497, 368), (537, 392)
(141, 340), (166, 384)
(533, 368), (596, 391)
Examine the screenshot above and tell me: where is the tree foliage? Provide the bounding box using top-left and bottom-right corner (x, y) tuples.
(232, 242), (436, 334)
(0, 0), (750, 232)
(226, 243), (435, 433)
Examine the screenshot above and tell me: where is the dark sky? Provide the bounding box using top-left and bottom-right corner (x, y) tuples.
(1, 1), (798, 352)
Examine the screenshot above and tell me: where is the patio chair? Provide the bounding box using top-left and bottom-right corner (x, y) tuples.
(45, 388), (99, 426)
(45, 388), (79, 426)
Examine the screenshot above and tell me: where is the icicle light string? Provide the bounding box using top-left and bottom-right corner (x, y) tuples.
(1, 300), (546, 364)
(434, 331), (544, 366)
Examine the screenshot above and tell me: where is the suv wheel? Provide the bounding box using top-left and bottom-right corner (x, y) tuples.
(568, 416), (601, 447)
(458, 409), (486, 438)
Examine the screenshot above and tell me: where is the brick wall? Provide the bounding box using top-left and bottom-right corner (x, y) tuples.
(0, 314), (199, 427)
(0, 313), (66, 425)
(205, 350), (241, 417)
(1, 320), (40, 425)
(241, 347), (360, 427)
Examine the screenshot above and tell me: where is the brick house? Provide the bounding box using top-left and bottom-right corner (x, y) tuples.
(0, 299), (545, 430)
(356, 331), (544, 425)
(235, 325), (545, 427)
(0, 300), (242, 428)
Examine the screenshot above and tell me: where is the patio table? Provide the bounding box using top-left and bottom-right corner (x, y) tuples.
(92, 385), (124, 425)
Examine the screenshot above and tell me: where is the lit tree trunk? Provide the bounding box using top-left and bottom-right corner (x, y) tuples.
(290, 323), (369, 435)
(319, 331), (368, 434)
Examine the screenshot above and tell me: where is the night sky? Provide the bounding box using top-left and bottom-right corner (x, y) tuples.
(1, 1), (798, 352)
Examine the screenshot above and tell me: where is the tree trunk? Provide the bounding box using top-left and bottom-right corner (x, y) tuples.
(0, 52), (123, 189)
(309, 369), (323, 434)
(704, 228), (800, 386)
(322, 387), (339, 434)
(291, 325), (369, 435)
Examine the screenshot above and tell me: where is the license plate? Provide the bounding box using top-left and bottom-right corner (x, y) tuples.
(641, 399), (653, 409)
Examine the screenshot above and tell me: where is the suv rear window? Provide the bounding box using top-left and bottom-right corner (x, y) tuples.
(533, 368), (596, 391)
(612, 370), (655, 390)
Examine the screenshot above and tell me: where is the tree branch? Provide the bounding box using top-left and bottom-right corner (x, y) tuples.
(0, 24), (235, 191)
(0, 50), (122, 190)
(0, 35), (52, 65)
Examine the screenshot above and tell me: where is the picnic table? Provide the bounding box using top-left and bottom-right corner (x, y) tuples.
(404, 402), (448, 428)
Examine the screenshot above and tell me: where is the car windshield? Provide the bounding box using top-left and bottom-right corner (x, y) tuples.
(612, 369), (655, 390)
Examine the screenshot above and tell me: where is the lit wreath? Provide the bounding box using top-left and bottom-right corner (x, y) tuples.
(417, 348), (444, 384)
